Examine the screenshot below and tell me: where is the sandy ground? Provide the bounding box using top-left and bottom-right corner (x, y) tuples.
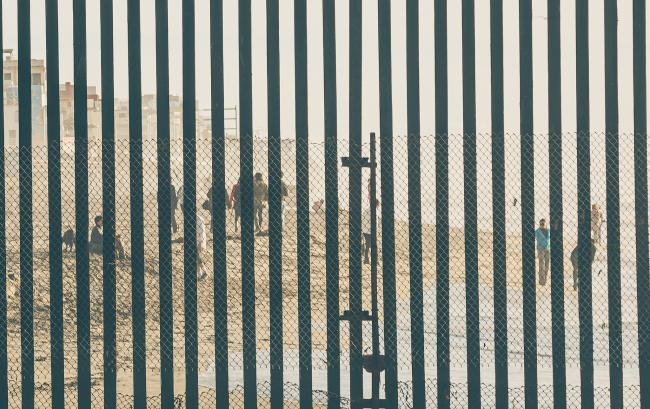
(4, 202), (620, 407)
(1, 138), (643, 407)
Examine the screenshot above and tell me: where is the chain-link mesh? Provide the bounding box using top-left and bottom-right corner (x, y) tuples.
(1, 132), (647, 407)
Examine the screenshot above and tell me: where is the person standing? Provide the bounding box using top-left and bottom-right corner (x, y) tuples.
(253, 172), (268, 232)
(535, 218), (551, 286)
(89, 215), (104, 255)
(229, 179), (241, 231)
(591, 203), (604, 244)
(196, 213), (208, 280)
(206, 177), (228, 233)
(570, 238), (598, 290)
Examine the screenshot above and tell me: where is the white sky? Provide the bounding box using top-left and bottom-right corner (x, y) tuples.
(1, 0), (645, 140)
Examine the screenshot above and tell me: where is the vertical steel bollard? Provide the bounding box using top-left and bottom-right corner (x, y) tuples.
(434, 1), (451, 407)
(490, 1), (509, 407)
(238, 1), (258, 407)
(378, 1), (398, 407)
(18, 1), (34, 407)
(155, 1), (175, 407)
(369, 133), (380, 408)
(604, 2), (623, 407)
(548, 1), (567, 407)
(576, 1), (595, 407)
(46, 1), (66, 407)
(294, 1), (313, 406)
(211, 0), (230, 407)
(323, 2), (341, 407)
(72, 0), (91, 405)
(100, 0), (117, 406)
(127, 1), (147, 405)
(633, 1), (650, 407)
(348, 2), (364, 408)
(461, 0), (481, 406)
(406, 1), (425, 407)
(266, 0), (283, 407)
(519, 0), (538, 407)
(182, 0), (199, 407)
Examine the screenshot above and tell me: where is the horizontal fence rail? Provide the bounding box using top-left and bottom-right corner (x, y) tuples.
(0, 1), (648, 408)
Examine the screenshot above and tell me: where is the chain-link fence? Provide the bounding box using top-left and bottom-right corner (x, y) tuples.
(1, 132), (647, 407)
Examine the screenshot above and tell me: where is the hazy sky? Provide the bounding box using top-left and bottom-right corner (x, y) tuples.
(1, 0), (644, 140)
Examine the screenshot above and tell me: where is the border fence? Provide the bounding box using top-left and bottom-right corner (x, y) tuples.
(0, 1), (649, 409)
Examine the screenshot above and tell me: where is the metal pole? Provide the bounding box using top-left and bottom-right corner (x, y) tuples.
(46, 1), (65, 407)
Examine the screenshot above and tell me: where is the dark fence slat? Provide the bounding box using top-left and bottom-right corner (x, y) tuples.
(604, 1), (623, 408)
(182, 0), (199, 407)
(72, 0), (91, 406)
(127, 0), (147, 405)
(435, 0), (451, 407)
(348, 1), (363, 407)
(490, 1), (509, 407)
(100, 0), (117, 406)
(266, 0), (283, 407)
(46, 1), (65, 408)
(155, 1), (175, 408)
(378, 0), (398, 407)
(210, 0), (230, 408)
(238, 1), (258, 407)
(461, 0), (481, 406)
(548, 1), (567, 408)
(0, 3), (6, 407)
(633, 0), (650, 407)
(406, 1), (425, 407)
(320, 0), (343, 398)
(576, 1), (595, 407)
(18, 1), (34, 407)
(294, 1), (313, 407)
(323, 1), (340, 408)
(519, 0), (538, 407)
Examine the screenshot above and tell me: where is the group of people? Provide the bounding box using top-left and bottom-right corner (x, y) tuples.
(170, 172), (289, 235)
(168, 173), (288, 279)
(85, 215), (126, 259)
(535, 204), (603, 290)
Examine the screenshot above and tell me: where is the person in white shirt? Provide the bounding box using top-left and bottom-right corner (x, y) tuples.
(196, 213), (207, 280)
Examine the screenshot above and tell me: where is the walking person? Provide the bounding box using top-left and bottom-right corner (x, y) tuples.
(591, 203), (604, 244)
(229, 178), (241, 231)
(535, 218), (551, 286)
(254, 172), (268, 232)
(205, 177), (228, 233)
(570, 238), (598, 290)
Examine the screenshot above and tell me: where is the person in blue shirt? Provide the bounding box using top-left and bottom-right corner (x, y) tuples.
(535, 218), (551, 285)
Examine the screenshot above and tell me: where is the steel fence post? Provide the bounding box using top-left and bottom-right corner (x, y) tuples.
(378, 1), (398, 407)
(633, 1), (650, 407)
(323, 1), (341, 408)
(182, 0), (199, 406)
(576, 1), (595, 407)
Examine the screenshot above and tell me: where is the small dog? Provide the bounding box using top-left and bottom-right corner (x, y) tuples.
(62, 228), (75, 251)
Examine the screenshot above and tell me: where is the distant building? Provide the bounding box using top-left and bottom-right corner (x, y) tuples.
(3, 49), (47, 146)
(59, 81), (102, 144)
(2, 49), (236, 148)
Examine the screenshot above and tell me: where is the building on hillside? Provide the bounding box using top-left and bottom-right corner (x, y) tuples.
(3, 49), (47, 146)
(59, 82), (102, 145)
